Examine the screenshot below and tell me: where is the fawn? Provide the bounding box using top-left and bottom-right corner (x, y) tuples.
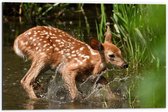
(13, 23), (128, 101)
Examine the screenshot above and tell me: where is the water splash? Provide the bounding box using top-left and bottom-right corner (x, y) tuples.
(47, 66), (123, 106)
(47, 61), (71, 103)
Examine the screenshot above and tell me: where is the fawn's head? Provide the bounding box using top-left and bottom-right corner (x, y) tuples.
(91, 23), (128, 69)
(102, 41), (128, 69)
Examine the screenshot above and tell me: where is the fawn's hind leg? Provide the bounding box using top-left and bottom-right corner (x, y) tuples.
(20, 56), (47, 99)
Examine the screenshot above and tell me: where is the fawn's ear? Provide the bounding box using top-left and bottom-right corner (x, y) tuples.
(90, 38), (104, 51)
(104, 22), (112, 43)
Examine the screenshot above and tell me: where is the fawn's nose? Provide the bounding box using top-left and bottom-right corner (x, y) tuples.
(122, 63), (128, 69)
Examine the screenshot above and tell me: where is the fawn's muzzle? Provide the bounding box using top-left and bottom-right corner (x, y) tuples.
(122, 63), (129, 69)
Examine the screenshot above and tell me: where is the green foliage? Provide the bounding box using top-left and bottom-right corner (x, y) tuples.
(111, 4), (166, 108)
(96, 4), (107, 42)
(136, 5), (166, 108)
(94, 4), (166, 108)
(137, 67), (166, 108)
(111, 4), (165, 69)
(21, 3), (62, 24)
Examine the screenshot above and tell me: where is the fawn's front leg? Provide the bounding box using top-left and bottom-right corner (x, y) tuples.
(61, 65), (78, 101)
(92, 60), (106, 77)
(91, 60), (108, 84)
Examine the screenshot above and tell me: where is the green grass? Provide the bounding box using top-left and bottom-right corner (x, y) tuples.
(95, 4), (165, 108)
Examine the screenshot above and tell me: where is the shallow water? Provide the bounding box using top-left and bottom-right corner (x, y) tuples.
(3, 47), (129, 109)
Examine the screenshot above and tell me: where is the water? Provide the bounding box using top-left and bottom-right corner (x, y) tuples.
(3, 47), (129, 109)
(2, 12), (130, 109)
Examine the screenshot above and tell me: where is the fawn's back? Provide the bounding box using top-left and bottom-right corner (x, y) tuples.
(14, 26), (99, 69)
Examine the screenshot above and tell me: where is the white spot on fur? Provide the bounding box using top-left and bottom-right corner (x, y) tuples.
(59, 35), (62, 37)
(34, 43), (37, 46)
(67, 56), (72, 59)
(28, 32), (31, 35)
(44, 26), (48, 29)
(49, 32), (53, 35)
(80, 54), (90, 59)
(51, 36), (57, 39)
(72, 51), (75, 53)
(66, 49), (70, 52)
(34, 31), (37, 35)
(71, 54), (76, 57)
(74, 58), (83, 65)
(79, 47), (85, 51)
(33, 39), (36, 42)
(55, 40), (60, 42)
(66, 53), (70, 56)
(75, 50), (79, 53)
(55, 48), (59, 51)
(35, 47), (39, 50)
(78, 53), (82, 57)
(60, 42), (64, 45)
(46, 35), (50, 39)
(70, 47), (74, 50)
(43, 44), (47, 48)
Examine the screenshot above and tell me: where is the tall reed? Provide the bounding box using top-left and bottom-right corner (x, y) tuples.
(111, 5), (150, 69)
(96, 4), (107, 43)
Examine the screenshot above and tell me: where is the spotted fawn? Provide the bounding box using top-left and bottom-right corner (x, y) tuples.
(13, 23), (128, 101)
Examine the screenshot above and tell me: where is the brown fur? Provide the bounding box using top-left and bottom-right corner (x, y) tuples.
(13, 25), (128, 101)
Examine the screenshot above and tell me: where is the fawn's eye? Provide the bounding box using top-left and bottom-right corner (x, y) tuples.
(109, 54), (115, 58)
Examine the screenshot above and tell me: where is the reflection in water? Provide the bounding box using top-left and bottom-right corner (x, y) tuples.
(23, 100), (36, 110)
(23, 99), (50, 110)
(48, 102), (82, 109)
